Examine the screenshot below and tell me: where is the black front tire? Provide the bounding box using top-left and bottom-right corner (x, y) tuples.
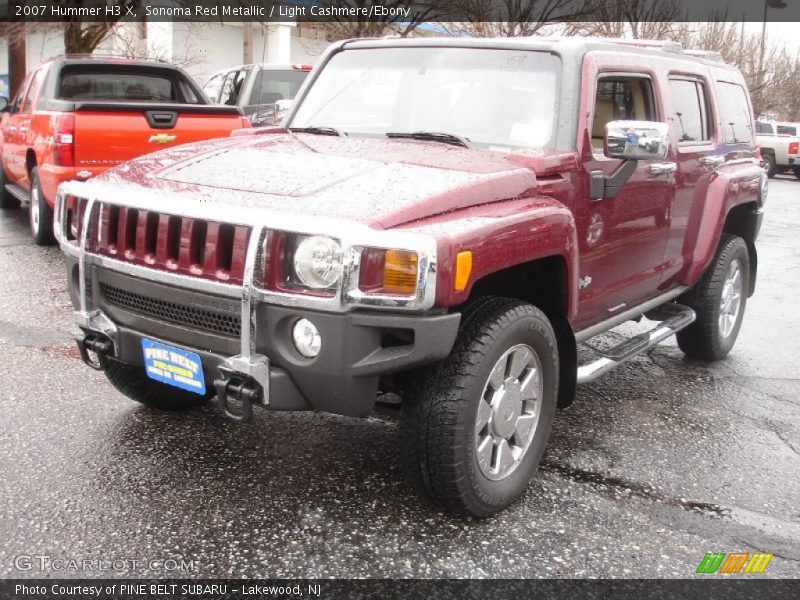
(29, 167), (56, 246)
(401, 297), (558, 517)
(0, 161), (19, 209)
(104, 359), (212, 411)
(677, 234), (749, 361)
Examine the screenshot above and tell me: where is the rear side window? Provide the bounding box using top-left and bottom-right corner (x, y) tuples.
(220, 69), (247, 106)
(716, 81), (753, 144)
(203, 73), (224, 103)
(669, 79), (711, 142)
(22, 68), (45, 112)
(248, 69), (308, 106)
(777, 124), (797, 136)
(58, 68), (178, 102)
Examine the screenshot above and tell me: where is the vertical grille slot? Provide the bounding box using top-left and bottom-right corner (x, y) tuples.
(123, 208), (138, 256)
(191, 220), (207, 267)
(167, 216), (181, 263)
(145, 211), (159, 257)
(218, 224), (234, 272)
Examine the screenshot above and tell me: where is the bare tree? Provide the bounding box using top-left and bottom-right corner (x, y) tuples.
(447, 0), (593, 38)
(311, 0), (450, 41)
(565, 0), (686, 39)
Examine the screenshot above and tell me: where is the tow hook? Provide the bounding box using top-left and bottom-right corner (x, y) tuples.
(75, 332), (112, 370)
(214, 373), (261, 423)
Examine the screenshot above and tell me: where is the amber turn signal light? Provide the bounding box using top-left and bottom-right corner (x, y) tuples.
(383, 250), (418, 294)
(359, 248), (419, 295)
(454, 251), (472, 291)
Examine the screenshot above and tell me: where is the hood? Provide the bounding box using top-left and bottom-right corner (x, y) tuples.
(99, 133), (569, 229)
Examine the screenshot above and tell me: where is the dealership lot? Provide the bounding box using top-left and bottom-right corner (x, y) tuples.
(0, 178), (798, 578)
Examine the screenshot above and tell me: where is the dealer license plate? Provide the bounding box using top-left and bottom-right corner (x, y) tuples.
(141, 338), (206, 395)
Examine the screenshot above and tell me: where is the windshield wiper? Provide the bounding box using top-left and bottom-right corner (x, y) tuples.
(288, 126), (345, 137)
(386, 131), (472, 148)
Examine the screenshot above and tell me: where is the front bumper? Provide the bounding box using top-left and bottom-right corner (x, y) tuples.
(66, 256), (460, 416)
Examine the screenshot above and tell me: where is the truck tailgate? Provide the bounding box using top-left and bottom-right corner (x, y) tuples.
(72, 103), (245, 169)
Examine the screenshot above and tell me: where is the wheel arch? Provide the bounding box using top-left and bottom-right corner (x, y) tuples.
(722, 201), (760, 297)
(464, 255), (577, 409)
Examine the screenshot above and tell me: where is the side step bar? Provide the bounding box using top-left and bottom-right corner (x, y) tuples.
(5, 183), (31, 204)
(577, 303), (695, 385)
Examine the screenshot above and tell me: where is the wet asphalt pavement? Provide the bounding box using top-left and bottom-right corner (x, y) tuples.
(0, 178), (798, 580)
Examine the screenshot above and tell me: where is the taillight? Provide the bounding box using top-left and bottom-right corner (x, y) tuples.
(358, 248), (418, 296)
(291, 64), (313, 71)
(54, 113), (75, 167)
(790, 142), (798, 155)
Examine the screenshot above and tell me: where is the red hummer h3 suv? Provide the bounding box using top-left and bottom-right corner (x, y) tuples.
(55, 37), (766, 516)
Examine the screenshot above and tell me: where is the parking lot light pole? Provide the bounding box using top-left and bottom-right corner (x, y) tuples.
(759, 0), (788, 113)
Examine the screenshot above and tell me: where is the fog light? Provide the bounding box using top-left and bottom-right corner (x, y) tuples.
(292, 318), (321, 358)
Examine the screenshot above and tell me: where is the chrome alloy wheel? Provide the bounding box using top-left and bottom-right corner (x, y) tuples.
(719, 258), (743, 339)
(475, 344), (543, 481)
(30, 185), (40, 234)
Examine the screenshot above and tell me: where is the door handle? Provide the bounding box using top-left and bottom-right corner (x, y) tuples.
(700, 155), (725, 169)
(648, 162), (677, 176)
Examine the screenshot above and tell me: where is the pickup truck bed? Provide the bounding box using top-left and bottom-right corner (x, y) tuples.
(0, 58), (250, 245)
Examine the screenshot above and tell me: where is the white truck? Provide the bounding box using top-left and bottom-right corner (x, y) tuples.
(756, 120), (800, 178)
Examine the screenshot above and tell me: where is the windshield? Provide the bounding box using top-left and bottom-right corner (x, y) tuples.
(291, 47), (560, 150)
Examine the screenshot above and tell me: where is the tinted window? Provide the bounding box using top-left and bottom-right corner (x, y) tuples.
(669, 79), (711, 142)
(248, 69), (308, 106)
(777, 124), (797, 136)
(755, 122), (773, 134)
(58, 69), (177, 102)
(716, 82), (752, 144)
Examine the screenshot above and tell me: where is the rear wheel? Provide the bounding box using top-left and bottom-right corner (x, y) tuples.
(104, 359), (212, 411)
(793, 166), (800, 180)
(29, 167), (55, 245)
(763, 154), (777, 178)
(0, 161), (19, 209)
(677, 234), (749, 361)
(401, 297), (558, 517)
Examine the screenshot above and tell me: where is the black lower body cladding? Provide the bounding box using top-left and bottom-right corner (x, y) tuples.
(66, 259), (461, 417)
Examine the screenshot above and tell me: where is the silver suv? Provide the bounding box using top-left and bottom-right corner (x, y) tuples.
(202, 63), (312, 126)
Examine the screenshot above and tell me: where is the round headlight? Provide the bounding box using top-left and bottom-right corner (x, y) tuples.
(293, 318), (321, 358)
(293, 236), (343, 289)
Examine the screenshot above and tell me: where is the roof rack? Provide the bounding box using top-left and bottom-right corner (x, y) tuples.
(683, 49), (725, 63)
(592, 38), (683, 54)
(46, 53), (169, 64)
(540, 36), (728, 64)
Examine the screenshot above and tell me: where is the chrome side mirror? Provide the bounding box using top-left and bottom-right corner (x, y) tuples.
(605, 120), (669, 161)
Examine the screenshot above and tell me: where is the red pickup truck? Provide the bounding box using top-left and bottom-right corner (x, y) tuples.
(55, 38), (765, 516)
(0, 57), (250, 245)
